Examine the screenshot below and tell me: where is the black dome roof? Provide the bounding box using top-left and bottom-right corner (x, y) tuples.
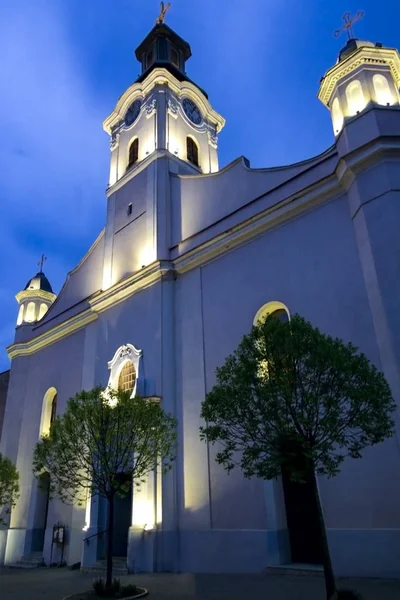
(24, 272), (53, 294)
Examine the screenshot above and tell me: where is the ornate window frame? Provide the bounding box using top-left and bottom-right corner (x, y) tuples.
(107, 344), (142, 398)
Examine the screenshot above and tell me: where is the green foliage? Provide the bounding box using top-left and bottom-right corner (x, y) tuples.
(200, 314), (395, 481)
(0, 453), (19, 525)
(120, 584), (139, 598)
(33, 387), (177, 504)
(92, 578), (139, 598)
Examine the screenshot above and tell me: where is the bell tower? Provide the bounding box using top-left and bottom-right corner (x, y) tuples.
(103, 20), (225, 186)
(101, 12), (225, 290)
(318, 13), (400, 136)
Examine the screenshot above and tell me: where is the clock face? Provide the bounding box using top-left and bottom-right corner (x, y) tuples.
(125, 100), (142, 127)
(182, 98), (202, 125)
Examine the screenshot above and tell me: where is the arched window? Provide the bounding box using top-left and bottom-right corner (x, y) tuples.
(373, 74), (393, 106)
(253, 302), (290, 381)
(253, 301), (290, 326)
(346, 80), (366, 116)
(26, 301), (36, 323)
(17, 304), (24, 326)
(118, 361), (136, 395)
(50, 393), (57, 425)
(38, 303), (48, 320)
(128, 138), (139, 168)
(186, 137), (199, 167)
(331, 97), (344, 135)
(39, 388), (57, 437)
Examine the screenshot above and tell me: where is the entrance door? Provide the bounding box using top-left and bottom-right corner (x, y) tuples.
(111, 474), (132, 557)
(281, 450), (323, 564)
(32, 472), (50, 552)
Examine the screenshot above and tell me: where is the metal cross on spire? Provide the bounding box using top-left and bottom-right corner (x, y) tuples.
(156, 1), (171, 24)
(38, 254), (47, 273)
(334, 10), (365, 40)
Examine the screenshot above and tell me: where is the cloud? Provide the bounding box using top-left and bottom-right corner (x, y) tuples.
(0, 0), (109, 370)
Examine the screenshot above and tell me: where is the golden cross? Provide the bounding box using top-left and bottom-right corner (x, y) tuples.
(334, 10), (365, 40)
(156, 1), (171, 25)
(38, 254), (47, 273)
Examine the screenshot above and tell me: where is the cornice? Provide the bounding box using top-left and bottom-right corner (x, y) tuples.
(10, 136), (398, 359)
(319, 46), (400, 106)
(89, 260), (174, 314)
(15, 289), (56, 304)
(103, 68), (225, 134)
(174, 173), (342, 274)
(7, 309), (98, 360)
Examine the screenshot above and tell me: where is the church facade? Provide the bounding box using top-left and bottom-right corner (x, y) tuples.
(1, 22), (400, 577)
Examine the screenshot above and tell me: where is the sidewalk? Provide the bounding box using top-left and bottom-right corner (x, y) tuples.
(0, 567), (399, 600)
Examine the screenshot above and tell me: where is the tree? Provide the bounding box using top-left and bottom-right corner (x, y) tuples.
(200, 315), (396, 600)
(0, 453), (19, 525)
(33, 388), (177, 587)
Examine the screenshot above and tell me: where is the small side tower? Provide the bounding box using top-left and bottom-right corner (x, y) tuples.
(15, 261), (56, 326)
(319, 37), (400, 136)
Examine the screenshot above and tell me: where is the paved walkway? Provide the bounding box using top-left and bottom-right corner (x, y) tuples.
(0, 568), (399, 600)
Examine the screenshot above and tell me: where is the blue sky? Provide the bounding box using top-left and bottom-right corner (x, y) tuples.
(0, 0), (399, 371)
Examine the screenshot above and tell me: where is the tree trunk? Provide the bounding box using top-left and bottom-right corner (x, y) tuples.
(106, 494), (115, 588)
(310, 469), (337, 600)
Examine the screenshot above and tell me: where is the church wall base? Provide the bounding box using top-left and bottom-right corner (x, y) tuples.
(128, 526), (156, 573)
(4, 528), (28, 564)
(328, 529), (400, 578)
(0, 529), (7, 565)
(178, 530), (270, 573)
(125, 528), (400, 576)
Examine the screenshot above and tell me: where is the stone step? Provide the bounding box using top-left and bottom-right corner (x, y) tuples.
(10, 560), (45, 569)
(267, 564), (324, 577)
(82, 557), (128, 576)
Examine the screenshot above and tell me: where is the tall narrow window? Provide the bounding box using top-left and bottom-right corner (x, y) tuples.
(128, 139), (139, 168)
(346, 80), (366, 116)
(186, 137), (199, 167)
(118, 361), (136, 395)
(26, 301), (36, 323)
(146, 50), (153, 69)
(373, 74), (393, 106)
(50, 394), (57, 426)
(17, 304), (24, 326)
(331, 97), (344, 135)
(39, 303), (48, 320)
(171, 48), (180, 68)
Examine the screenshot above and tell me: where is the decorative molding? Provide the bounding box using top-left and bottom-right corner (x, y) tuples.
(103, 68), (225, 135)
(167, 97), (179, 118)
(15, 289), (56, 304)
(107, 343), (142, 399)
(145, 97), (157, 118)
(7, 310), (98, 359)
(110, 132), (120, 150)
(319, 46), (400, 105)
(207, 129), (218, 149)
(89, 260), (174, 314)
(108, 343), (142, 370)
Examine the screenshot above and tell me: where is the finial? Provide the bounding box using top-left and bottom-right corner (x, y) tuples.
(38, 254), (47, 273)
(334, 10), (365, 40)
(156, 1), (171, 25)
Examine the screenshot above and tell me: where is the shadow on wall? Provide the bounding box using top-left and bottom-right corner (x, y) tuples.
(0, 370), (10, 441)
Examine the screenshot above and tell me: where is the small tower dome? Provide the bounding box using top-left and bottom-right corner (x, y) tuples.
(319, 38), (400, 136)
(15, 257), (56, 326)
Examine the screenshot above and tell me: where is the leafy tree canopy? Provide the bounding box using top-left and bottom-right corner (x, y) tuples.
(0, 453), (19, 525)
(33, 387), (177, 504)
(200, 314), (396, 481)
